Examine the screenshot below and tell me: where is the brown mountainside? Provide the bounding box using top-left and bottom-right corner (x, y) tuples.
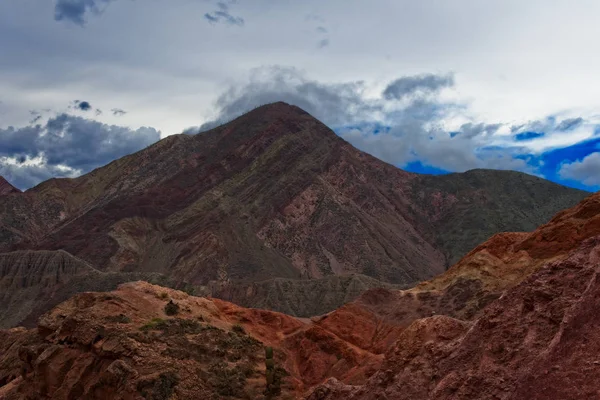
(0, 102), (589, 324)
(0, 177), (20, 196)
(1, 191), (599, 399)
(307, 190), (600, 399)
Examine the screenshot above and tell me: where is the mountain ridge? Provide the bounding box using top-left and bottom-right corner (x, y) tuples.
(0, 102), (590, 326)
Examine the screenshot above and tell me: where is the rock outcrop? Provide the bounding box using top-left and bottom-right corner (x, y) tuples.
(306, 191), (600, 399)
(0, 282), (383, 399)
(307, 235), (600, 400)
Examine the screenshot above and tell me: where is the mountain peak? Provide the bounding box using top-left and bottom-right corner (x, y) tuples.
(0, 176), (20, 195)
(229, 101), (312, 126)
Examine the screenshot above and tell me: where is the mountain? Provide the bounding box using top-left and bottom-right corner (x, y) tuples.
(306, 192), (600, 399)
(0, 177), (20, 196)
(1, 191), (598, 399)
(0, 250), (190, 329)
(0, 102), (589, 325)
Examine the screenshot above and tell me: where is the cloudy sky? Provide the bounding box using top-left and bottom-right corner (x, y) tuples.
(1, 0), (599, 191)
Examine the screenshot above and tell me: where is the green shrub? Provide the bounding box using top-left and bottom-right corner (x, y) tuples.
(104, 314), (131, 324)
(140, 318), (166, 332)
(231, 324), (245, 335)
(153, 372), (179, 400)
(158, 292), (169, 300)
(164, 300), (179, 316)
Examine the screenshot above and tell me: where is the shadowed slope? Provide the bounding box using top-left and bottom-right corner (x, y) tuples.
(0, 177), (20, 196)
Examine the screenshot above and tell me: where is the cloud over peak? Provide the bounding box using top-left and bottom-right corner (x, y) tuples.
(383, 73), (455, 100)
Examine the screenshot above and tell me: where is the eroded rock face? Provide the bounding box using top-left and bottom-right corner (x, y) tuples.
(307, 235), (600, 400)
(315, 191), (600, 357)
(0, 282), (384, 399)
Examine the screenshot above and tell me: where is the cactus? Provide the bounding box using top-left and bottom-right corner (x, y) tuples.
(264, 346), (280, 398)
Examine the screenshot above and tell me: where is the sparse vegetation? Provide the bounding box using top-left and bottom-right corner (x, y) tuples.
(140, 317), (166, 332)
(207, 362), (250, 397)
(137, 371), (179, 400)
(158, 292), (169, 300)
(231, 323), (245, 335)
(104, 314), (131, 324)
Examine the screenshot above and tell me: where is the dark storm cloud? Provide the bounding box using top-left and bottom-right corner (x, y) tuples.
(75, 100), (92, 111)
(204, 1), (244, 26)
(383, 73), (455, 100)
(0, 113), (160, 189)
(54, 0), (114, 26)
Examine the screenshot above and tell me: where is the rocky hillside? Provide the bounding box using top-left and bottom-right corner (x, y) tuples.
(1, 191), (599, 399)
(0, 250), (190, 329)
(0, 177), (20, 196)
(306, 192), (600, 399)
(0, 102), (589, 322)
(0, 281), (384, 399)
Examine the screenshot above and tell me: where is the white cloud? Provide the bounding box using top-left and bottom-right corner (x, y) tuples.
(559, 153), (600, 187)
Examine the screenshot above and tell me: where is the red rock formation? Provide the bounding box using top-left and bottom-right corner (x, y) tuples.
(307, 235), (600, 400)
(0, 282), (384, 399)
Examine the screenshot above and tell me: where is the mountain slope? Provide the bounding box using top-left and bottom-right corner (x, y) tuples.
(1, 191), (599, 399)
(0, 177), (20, 196)
(309, 191), (600, 356)
(0, 250), (193, 329)
(0, 102), (589, 321)
(307, 192), (600, 399)
(0, 282), (384, 399)
(308, 234), (600, 400)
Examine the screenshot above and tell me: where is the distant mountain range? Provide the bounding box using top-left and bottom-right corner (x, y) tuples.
(0, 102), (589, 327)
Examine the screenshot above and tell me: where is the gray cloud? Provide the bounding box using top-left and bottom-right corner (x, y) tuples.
(557, 117), (584, 131)
(195, 66), (535, 174)
(558, 152), (600, 187)
(383, 73), (455, 100)
(317, 39), (330, 48)
(75, 100), (92, 111)
(511, 116), (585, 135)
(111, 108), (127, 116)
(204, 1), (244, 26)
(0, 113), (160, 189)
(0, 158), (80, 192)
(197, 66), (382, 132)
(54, 0), (113, 26)
(455, 122), (503, 139)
